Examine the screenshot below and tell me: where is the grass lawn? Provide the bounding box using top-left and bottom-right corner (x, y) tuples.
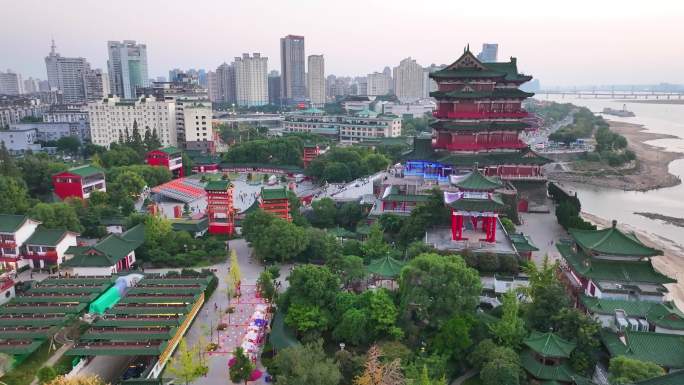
(0, 340), (62, 385)
(462, 375), (483, 385)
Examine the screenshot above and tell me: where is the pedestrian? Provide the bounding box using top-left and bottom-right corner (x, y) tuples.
(215, 303), (218, 311)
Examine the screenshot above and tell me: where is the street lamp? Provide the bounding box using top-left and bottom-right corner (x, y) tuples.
(339, 342), (346, 351)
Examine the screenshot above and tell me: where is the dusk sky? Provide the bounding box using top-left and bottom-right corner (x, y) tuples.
(3, 0), (683, 86)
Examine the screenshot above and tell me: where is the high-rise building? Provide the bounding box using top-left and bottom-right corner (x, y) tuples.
(38, 80), (50, 92)
(207, 71), (219, 102)
(477, 43), (498, 62)
(307, 55), (325, 107)
(393, 57), (424, 102)
(87, 95), (176, 148)
(0, 71), (22, 95)
(215, 63), (236, 104)
(45, 40), (96, 103)
(84, 69), (110, 101)
(422, 64), (444, 99)
(23, 78), (41, 94)
(367, 72), (391, 96)
(383, 66), (393, 92)
(107, 40), (149, 99)
(182, 100), (214, 152)
(234, 53), (268, 107)
(280, 35), (306, 104)
(268, 71), (281, 106)
(353, 77), (368, 96)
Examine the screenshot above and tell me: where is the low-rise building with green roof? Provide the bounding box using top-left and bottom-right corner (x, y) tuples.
(62, 224), (145, 276)
(52, 164), (106, 200)
(0, 214), (41, 271)
(600, 329), (684, 370)
(169, 217), (209, 238)
(24, 227), (79, 268)
(580, 295), (684, 335)
(558, 220), (675, 304)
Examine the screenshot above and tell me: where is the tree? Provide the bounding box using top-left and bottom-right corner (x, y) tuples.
(480, 350), (520, 385)
(16, 154), (67, 197)
(431, 315), (473, 364)
(489, 291), (526, 348)
(335, 255), (366, 288)
(44, 375), (106, 385)
(111, 170), (146, 198)
(311, 198), (337, 228)
(252, 218), (309, 263)
(257, 270), (276, 302)
(37, 367), (58, 384)
(229, 347), (254, 385)
(361, 224), (391, 262)
(56, 136), (81, 155)
(28, 202), (83, 232)
(166, 339), (204, 385)
(241, 209), (276, 244)
(522, 256), (569, 330)
(228, 249), (242, 296)
(0, 142), (21, 178)
(281, 265), (339, 336)
(336, 202), (363, 230)
(468, 339), (497, 370)
(378, 214), (405, 236)
(500, 217), (516, 234)
(271, 340), (342, 385)
(353, 345), (405, 385)
(365, 289), (402, 340)
(398, 253), (481, 338)
(0, 176), (30, 214)
(299, 228), (340, 263)
(335, 349), (365, 385)
(552, 308), (601, 374)
(333, 308), (370, 346)
(609, 356), (665, 385)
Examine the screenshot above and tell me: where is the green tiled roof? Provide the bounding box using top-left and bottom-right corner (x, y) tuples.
(220, 162), (303, 173)
(430, 120), (529, 132)
(106, 304), (192, 315)
(66, 164), (104, 177)
(0, 316), (69, 327)
(94, 316), (183, 327)
(26, 227), (72, 246)
(447, 193), (505, 212)
(0, 340), (45, 356)
(80, 327), (176, 341)
(558, 243), (675, 285)
(14, 294), (99, 303)
(453, 169), (503, 191)
(327, 227), (356, 239)
(600, 329), (684, 369)
(0, 303), (87, 315)
(298, 107), (324, 115)
(67, 341), (168, 356)
(437, 148), (552, 166)
(0, 214), (30, 233)
(0, 327), (55, 339)
(569, 224), (662, 257)
(356, 108), (379, 118)
(524, 331), (576, 358)
(63, 224), (144, 268)
(261, 186), (288, 200)
(240, 199), (261, 215)
(510, 233), (539, 253)
(382, 194), (430, 203)
(430, 53), (532, 82)
(430, 88), (534, 100)
(158, 146), (181, 155)
(204, 180), (231, 191)
(580, 296), (684, 331)
(170, 217), (209, 233)
(520, 349), (575, 382)
(633, 370), (684, 385)
(367, 255), (405, 278)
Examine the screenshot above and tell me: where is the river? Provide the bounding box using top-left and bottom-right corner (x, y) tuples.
(539, 95), (684, 251)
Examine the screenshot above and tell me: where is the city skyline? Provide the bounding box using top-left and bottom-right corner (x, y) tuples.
(1, 0), (684, 86)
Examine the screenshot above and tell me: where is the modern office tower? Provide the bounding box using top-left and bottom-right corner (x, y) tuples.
(207, 71), (220, 102)
(197, 69), (207, 88)
(280, 35), (306, 104)
(87, 96), (176, 148)
(0, 71), (22, 95)
(393, 57), (424, 102)
(234, 53), (268, 107)
(268, 71), (281, 106)
(367, 72), (391, 96)
(215, 62), (236, 104)
(477, 43), (499, 62)
(307, 55), (325, 107)
(107, 40), (149, 98)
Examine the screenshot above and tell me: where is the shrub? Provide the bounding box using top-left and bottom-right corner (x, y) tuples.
(37, 367), (57, 384)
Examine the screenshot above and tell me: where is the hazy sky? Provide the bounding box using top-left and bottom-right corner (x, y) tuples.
(2, 0), (683, 86)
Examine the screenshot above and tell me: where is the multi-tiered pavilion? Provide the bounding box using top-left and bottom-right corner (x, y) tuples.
(404, 47), (549, 181)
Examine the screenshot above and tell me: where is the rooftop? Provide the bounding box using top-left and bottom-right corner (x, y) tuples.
(0, 214), (32, 233)
(523, 331), (576, 358)
(62, 224), (144, 268)
(580, 296), (684, 330)
(569, 221), (662, 257)
(26, 227), (74, 246)
(64, 164), (104, 178)
(600, 329), (684, 369)
(367, 255), (406, 279)
(452, 168), (504, 191)
(261, 186), (289, 201)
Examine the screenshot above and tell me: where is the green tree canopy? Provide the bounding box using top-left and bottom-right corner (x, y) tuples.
(252, 217), (309, 263)
(609, 356), (665, 385)
(0, 176), (30, 214)
(311, 198), (337, 228)
(489, 291), (526, 348)
(28, 202), (83, 232)
(399, 253), (481, 340)
(271, 340), (342, 385)
(522, 255), (569, 330)
(241, 209), (277, 244)
(229, 347), (255, 384)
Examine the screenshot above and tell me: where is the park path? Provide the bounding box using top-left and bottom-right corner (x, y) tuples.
(449, 369), (477, 385)
(28, 342), (73, 385)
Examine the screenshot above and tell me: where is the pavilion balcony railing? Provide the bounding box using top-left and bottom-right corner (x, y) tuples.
(24, 251), (59, 263)
(432, 111), (529, 119)
(0, 240), (17, 248)
(499, 175), (546, 181)
(433, 141), (528, 151)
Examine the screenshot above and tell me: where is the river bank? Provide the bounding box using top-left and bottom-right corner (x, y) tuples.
(581, 212), (684, 310)
(548, 121), (683, 191)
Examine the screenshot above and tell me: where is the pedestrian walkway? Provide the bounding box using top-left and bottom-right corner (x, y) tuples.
(29, 342), (73, 385)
